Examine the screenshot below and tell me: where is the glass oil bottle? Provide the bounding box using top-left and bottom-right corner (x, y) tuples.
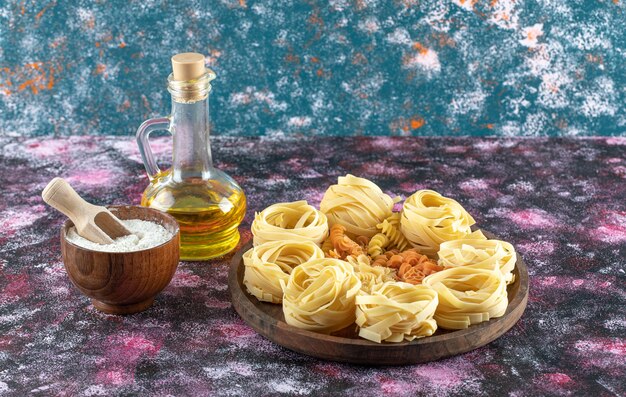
(136, 53), (246, 260)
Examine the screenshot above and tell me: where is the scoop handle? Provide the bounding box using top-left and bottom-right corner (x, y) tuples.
(42, 177), (94, 227)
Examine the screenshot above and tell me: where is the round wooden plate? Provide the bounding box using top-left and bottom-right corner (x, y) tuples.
(228, 231), (529, 365)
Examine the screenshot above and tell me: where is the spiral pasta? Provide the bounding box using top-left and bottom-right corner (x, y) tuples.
(372, 248), (443, 284)
(400, 190), (483, 256)
(355, 282), (438, 343)
(438, 239), (517, 284)
(328, 224), (364, 259)
(321, 237), (335, 256)
(423, 267), (508, 330)
(396, 251), (444, 285)
(320, 175), (396, 238)
(376, 213), (410, 252)
(251, 200), (329, 246)
(397, 262), (442, 285)
(243, 240), (325, 303)
(281, 258), (361, 333)
(367, 233), (389, 257)
(347, 254), (396, 293)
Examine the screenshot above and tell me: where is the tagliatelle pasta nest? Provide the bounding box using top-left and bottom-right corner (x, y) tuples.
(281, 258), (362, 333)
(320, 174), (396, 238)
(355, 282), (438, 343)
(243, 240), (325, 303)
(400, 189), (485, 256)
(423, 267), (508, 330)
(251, 200), (329, 246)
(437, 239), (517, 284)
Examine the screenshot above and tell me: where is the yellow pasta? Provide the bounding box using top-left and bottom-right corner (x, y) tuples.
(243, 240), (325, 303)
(423, 267), (508, 330)
(355, 282), (438, 343)
(367, 233), (389, 257)
(376, 213), (410, 252)
(320, 174), (396, 238)
(347, 254), (396, 293)
(251, 200), (329, 246)
(320, 237), (335, 256)
(281, 258), (361, 333)
(400, 190), (484, 256)
(438, 239), (517, 284)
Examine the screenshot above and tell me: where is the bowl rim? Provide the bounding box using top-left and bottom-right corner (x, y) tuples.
(61, 205), (180, 254)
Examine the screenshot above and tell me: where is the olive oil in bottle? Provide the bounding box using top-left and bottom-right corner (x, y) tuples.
(137, 53), (246, 260)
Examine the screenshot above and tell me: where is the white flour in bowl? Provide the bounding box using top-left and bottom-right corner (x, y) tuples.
(66, 219), (173, 252)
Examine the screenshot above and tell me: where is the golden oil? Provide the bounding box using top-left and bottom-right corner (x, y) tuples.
(141, 171), (246, 260)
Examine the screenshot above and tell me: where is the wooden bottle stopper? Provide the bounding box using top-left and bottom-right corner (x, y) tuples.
(171, 53), (206, 81)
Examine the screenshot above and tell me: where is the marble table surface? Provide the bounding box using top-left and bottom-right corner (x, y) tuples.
(0, 136), (624, 396)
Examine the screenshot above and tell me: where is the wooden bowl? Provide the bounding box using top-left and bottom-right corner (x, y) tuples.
(60, 205), (180, 315)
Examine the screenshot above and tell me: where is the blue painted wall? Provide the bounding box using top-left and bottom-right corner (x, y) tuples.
(0, 0), (624, 137)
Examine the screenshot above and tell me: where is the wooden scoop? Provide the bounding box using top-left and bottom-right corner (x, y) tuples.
(42, 177), (131, 244)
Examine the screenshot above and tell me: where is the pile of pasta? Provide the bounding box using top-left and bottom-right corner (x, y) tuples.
(243, 174), (517, 343)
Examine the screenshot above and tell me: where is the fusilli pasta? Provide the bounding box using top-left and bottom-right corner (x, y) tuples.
(376, 213), (410, 252)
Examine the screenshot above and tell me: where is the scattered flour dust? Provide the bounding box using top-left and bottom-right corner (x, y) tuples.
(66, 219), (172, 252)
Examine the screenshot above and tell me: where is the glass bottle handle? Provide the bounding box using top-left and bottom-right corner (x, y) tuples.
(136, 117), (171, 180)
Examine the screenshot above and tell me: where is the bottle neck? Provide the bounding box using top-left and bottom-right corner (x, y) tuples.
(171, 96), (213, 182)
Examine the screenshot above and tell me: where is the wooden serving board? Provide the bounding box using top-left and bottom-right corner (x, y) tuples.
(228, 231), (529, 365)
